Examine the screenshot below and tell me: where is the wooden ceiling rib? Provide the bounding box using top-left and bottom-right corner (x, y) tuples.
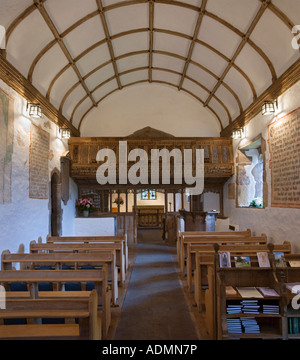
(178, 0), (207, 91)
(32, 0), (97, 107)
(148, 1), (154, 83)
(204, 0), (273, 108)
(1, 0), (299, 135)
(97, 0), (122, 90)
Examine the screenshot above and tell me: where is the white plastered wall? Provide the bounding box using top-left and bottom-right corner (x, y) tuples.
(0, 79), (78, 255)
(224, 80), (300, 252)
(80, 83), (221, 137)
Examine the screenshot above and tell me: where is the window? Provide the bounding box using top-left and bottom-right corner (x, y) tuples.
(236, 135), (266, 208)
(141, 189), (157, 200)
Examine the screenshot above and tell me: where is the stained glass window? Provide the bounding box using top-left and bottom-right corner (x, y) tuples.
(142, 189), (156, 200)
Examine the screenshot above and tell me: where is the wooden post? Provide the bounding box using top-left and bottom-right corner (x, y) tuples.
(173, 192), (176, 212)
(109, 190), (112, 213)
(165, 190), (168, 214)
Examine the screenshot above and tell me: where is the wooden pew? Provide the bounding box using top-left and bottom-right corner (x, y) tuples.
(30, 240), (126, 286)
(1, 250), (119, 306)
(186, 235), (268, 291)
(0, 268), (110, 338)
(0, 289), (100, 340)
(200, 242), (291, 339)
(177, 229), (252, 275)
(47, 234), (128, 272)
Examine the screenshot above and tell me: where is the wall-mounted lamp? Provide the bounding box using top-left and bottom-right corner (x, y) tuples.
(262, 99), (278, 116)
(27, 102), (42, 118)
(232, 128), (245, 140)
(59, 127), (71, 139)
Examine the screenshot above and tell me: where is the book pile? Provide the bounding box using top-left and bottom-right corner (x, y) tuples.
(262, 304), (280, 315)
(289, 318), (300, 334)
(226, 304), (242, 314)
(241, 300), (260, 314)
(227, 318), (242, 334)
(241, 317), (260, 334)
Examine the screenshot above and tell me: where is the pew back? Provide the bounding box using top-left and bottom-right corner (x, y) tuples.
(0, 289), (100, 340)
(1, 250), (118, 306)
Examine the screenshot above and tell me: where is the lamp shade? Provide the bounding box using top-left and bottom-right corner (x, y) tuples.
(60, 128), (71, 139)
(28, 103), (42, 118)
(262, 101), (275, 115)
(232, 128), (245, 139)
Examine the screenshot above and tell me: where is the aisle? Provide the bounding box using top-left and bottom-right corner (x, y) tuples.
(113, 229), (199, 340)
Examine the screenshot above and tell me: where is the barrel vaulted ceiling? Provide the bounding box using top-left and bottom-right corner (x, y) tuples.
(0, 0), (299, 135)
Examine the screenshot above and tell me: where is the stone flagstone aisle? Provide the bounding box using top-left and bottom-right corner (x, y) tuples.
(113, 229), (200, 340)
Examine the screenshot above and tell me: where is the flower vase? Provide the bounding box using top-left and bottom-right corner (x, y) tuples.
(83, 210), (89, 217)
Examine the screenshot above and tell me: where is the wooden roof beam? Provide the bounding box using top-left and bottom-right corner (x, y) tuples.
(0, 54), (80, 137)
(33, 0), (97, 108)
(148, 1), (154, 83)
(178, 0), (207, 91)
(220, 57), (300, 137)
(204, 0), (274, 110)
(96, 0), (122, 90)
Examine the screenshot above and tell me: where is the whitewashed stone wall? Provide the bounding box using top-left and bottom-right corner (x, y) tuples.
(224, 80), (300, 252)
(0, 79), (78, 255)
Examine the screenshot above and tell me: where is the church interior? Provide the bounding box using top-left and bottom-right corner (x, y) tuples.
(0, 0), (300, 341)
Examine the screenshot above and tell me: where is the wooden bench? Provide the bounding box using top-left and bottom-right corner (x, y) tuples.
(1, 250), (119, 306)
(47, 234), (128, 272)
(30, 240), (126, 286)
(186, 234), (268, 291)
(0, 268), (110, 338)
(0, 289), (101, 340)
(177, 229), (252, 275)
(198, 242), (291, 339)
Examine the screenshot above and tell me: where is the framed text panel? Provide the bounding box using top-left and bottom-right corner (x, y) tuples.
(29, 124), (50, 199)
(268, 107), (300, 208)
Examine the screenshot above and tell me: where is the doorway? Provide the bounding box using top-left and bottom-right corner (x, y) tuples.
(50, 171), (62, 236)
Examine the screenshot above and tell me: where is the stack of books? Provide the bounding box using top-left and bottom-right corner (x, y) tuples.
(227, 318), (242, 334)
(262, 304), (280, 315)
(241, 317), (261, 334)
(226, 304), (242, 314)
(289, 318), (300, 334)
(241, 300), (260, 314)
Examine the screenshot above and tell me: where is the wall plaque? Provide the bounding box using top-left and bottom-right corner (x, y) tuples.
(268, 107), (300, 208)
(29, 124), (49, 199)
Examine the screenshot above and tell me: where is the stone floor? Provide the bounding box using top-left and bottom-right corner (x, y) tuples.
(108, 229), (209, 341)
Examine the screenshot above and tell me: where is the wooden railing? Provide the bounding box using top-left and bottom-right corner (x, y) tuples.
(68, 137), (234, 186)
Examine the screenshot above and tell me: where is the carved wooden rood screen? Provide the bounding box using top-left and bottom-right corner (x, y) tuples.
(68, 131), (234, 228)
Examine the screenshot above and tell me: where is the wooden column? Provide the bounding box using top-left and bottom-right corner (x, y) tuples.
(133, 190), (137, 214)
(173, 192), (176, 212)
(125, 190), (128, 213)
(109, 190), (112, 213)
(165, 190), (168, 214)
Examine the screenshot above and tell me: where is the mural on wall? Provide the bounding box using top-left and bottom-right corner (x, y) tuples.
(268, 107), (300, 208)
(0, 87), (14, 204)
(29, 124), (49, 199)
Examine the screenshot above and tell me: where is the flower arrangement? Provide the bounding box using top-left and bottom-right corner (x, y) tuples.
(113, 197), (124, 205)
(76, 198), (96, 212)
(249, 197), (263, 208)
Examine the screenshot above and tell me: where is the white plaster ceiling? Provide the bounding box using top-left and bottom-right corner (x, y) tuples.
(1, 0), (299, 133)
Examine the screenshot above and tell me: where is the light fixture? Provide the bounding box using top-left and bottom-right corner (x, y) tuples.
(262, 99), (277, 116)
(232, 128), (245, 139)
(27, 102), (42, 118)
(59, 127), (71, 139)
